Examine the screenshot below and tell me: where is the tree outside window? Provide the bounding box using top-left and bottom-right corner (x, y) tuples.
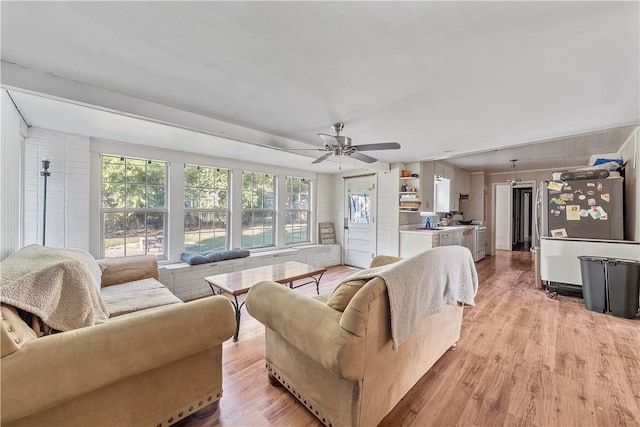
(184, 165), (229, 253)
(101, 155), (167, 258)
(285, 176), (310, 244)
(242, 171), (275, 248)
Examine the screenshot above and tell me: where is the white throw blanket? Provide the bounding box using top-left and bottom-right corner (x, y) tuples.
(0, 245), (109, 331)
(341, 246), (478, 350)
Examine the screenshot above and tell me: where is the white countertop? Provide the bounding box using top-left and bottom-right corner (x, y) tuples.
(399, 224), (475, 234)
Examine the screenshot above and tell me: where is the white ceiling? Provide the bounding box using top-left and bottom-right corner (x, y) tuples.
(1, 1), (639, 173)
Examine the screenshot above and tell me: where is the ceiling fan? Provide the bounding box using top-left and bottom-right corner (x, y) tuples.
(287, 122), (401, 164)
(508, 159), (522, 186)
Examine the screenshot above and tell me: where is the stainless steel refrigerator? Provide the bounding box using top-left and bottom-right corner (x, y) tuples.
(536, 176), (624, 241)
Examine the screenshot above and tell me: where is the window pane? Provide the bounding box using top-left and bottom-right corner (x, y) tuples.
(102, 183), (125, 208)
(215, 190), (228, 209)
(241, 210), (274, 248)
(147, 185), (165, 208)
(144, 213), (165, 258)
(146, 162), (165, 185)
(104, 212), (126, 258)
(126, 159), (147, 184)
(102, 161), (125, 184)
(349, 193), (371, 224)
(285, 177), (310, 244)
(126, 184), (147, 208)
(184, 211), (228, 253)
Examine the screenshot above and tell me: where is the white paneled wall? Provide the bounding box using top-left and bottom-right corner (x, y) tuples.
(23, 128), (90, 250)
(376, 170), (399, 257)
(315, 173), (334, 223)
(1, 91), (27, 260)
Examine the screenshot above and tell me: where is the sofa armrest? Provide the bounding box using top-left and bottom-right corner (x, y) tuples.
(98, 255), (159, 287)
(1, 296), (235, 424)
(246, 281), (365, 381)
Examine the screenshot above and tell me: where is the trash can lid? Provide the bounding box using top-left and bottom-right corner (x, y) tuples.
(608, 258), (640, 265)
(577, 256), (609, 262)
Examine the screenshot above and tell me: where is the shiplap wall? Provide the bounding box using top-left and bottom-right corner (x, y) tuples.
(23, 128), (91, 250)
(1, 91), (27, 260)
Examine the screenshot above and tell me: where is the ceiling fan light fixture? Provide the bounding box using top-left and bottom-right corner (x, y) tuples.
(509, 159), (521, 186)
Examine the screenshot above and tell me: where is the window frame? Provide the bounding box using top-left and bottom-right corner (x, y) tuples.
(100, 154), (168, 259)
(284, 176), (311, 245)
(241, 170), (276, 249)
(183, 164), (230, 253)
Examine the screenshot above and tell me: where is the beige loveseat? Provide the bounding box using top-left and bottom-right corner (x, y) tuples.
(246, 253), (471, 427)
(1, 251), (235, 427)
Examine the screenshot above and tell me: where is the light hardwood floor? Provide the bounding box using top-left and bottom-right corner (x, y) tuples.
(177, 251), (640, 427)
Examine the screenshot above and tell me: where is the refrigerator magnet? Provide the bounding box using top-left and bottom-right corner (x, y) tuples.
(587, 182), (595, 187)
(578, 195), (586, 200)
(597, 182), (603, 191)
(566, 205), (581, 220)
(587, 198), (596, 206)
(600, 194), (610, 203)
(580, 209), (589, 218)
(547, 182), (564, 191)
(596, 206), (608, 220)
(589, 208), (601, 219)
(550, 228), (568, 237)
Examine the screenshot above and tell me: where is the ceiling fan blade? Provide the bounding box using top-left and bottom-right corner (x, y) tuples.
(318, 133), (342, 147)
(350, 152), (378, 163)
(282, 148), (326, 151)
(353, 142), (401, 151)
(311, 152), (333, 164)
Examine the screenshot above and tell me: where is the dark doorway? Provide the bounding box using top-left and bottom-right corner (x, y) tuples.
(512, 187), (533, 252)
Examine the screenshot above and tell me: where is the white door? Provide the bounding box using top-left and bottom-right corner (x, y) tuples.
(494, 184), (512, 250)
(344, 175), (377, 268)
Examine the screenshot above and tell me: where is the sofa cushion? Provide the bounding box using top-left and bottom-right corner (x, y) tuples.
(98, 255), (159, 286)
(101, 278), (182, 318)
(327, 280), (367, 312)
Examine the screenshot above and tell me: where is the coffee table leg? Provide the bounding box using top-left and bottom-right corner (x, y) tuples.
(230, 295), (246, 342)
(313, 272), (325, 295)
(208, 283), (244, 342)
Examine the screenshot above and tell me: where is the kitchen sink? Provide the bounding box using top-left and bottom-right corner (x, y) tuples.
(415, 227), (444, 230)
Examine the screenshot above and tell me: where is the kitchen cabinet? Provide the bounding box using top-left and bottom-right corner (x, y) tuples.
(434, 161), (453, 179)
(399, 231), (441, 258)
(439, 229), (462, 246)
(419, 161), (435, 211)
(458, 170), (470, 197)
(449, 169), (460, 212)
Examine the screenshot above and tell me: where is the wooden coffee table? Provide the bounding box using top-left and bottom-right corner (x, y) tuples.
(204, 261), (327, 341)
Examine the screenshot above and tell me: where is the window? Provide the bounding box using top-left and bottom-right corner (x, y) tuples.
(242, 171), (275, 248)
(184, 165), (229, 252)
(285, 176), (310, 244)
(101, 155), (167, 258)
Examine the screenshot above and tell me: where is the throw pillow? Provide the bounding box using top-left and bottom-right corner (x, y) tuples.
(327, 280), (367, 312)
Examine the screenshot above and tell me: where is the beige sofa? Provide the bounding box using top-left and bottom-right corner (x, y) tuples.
(1, 253), (235, 427)
(246, 255), (465, 427)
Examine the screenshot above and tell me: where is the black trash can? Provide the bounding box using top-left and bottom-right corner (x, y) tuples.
(607, 258), (640, 319)
(578, 256), (608, 313)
